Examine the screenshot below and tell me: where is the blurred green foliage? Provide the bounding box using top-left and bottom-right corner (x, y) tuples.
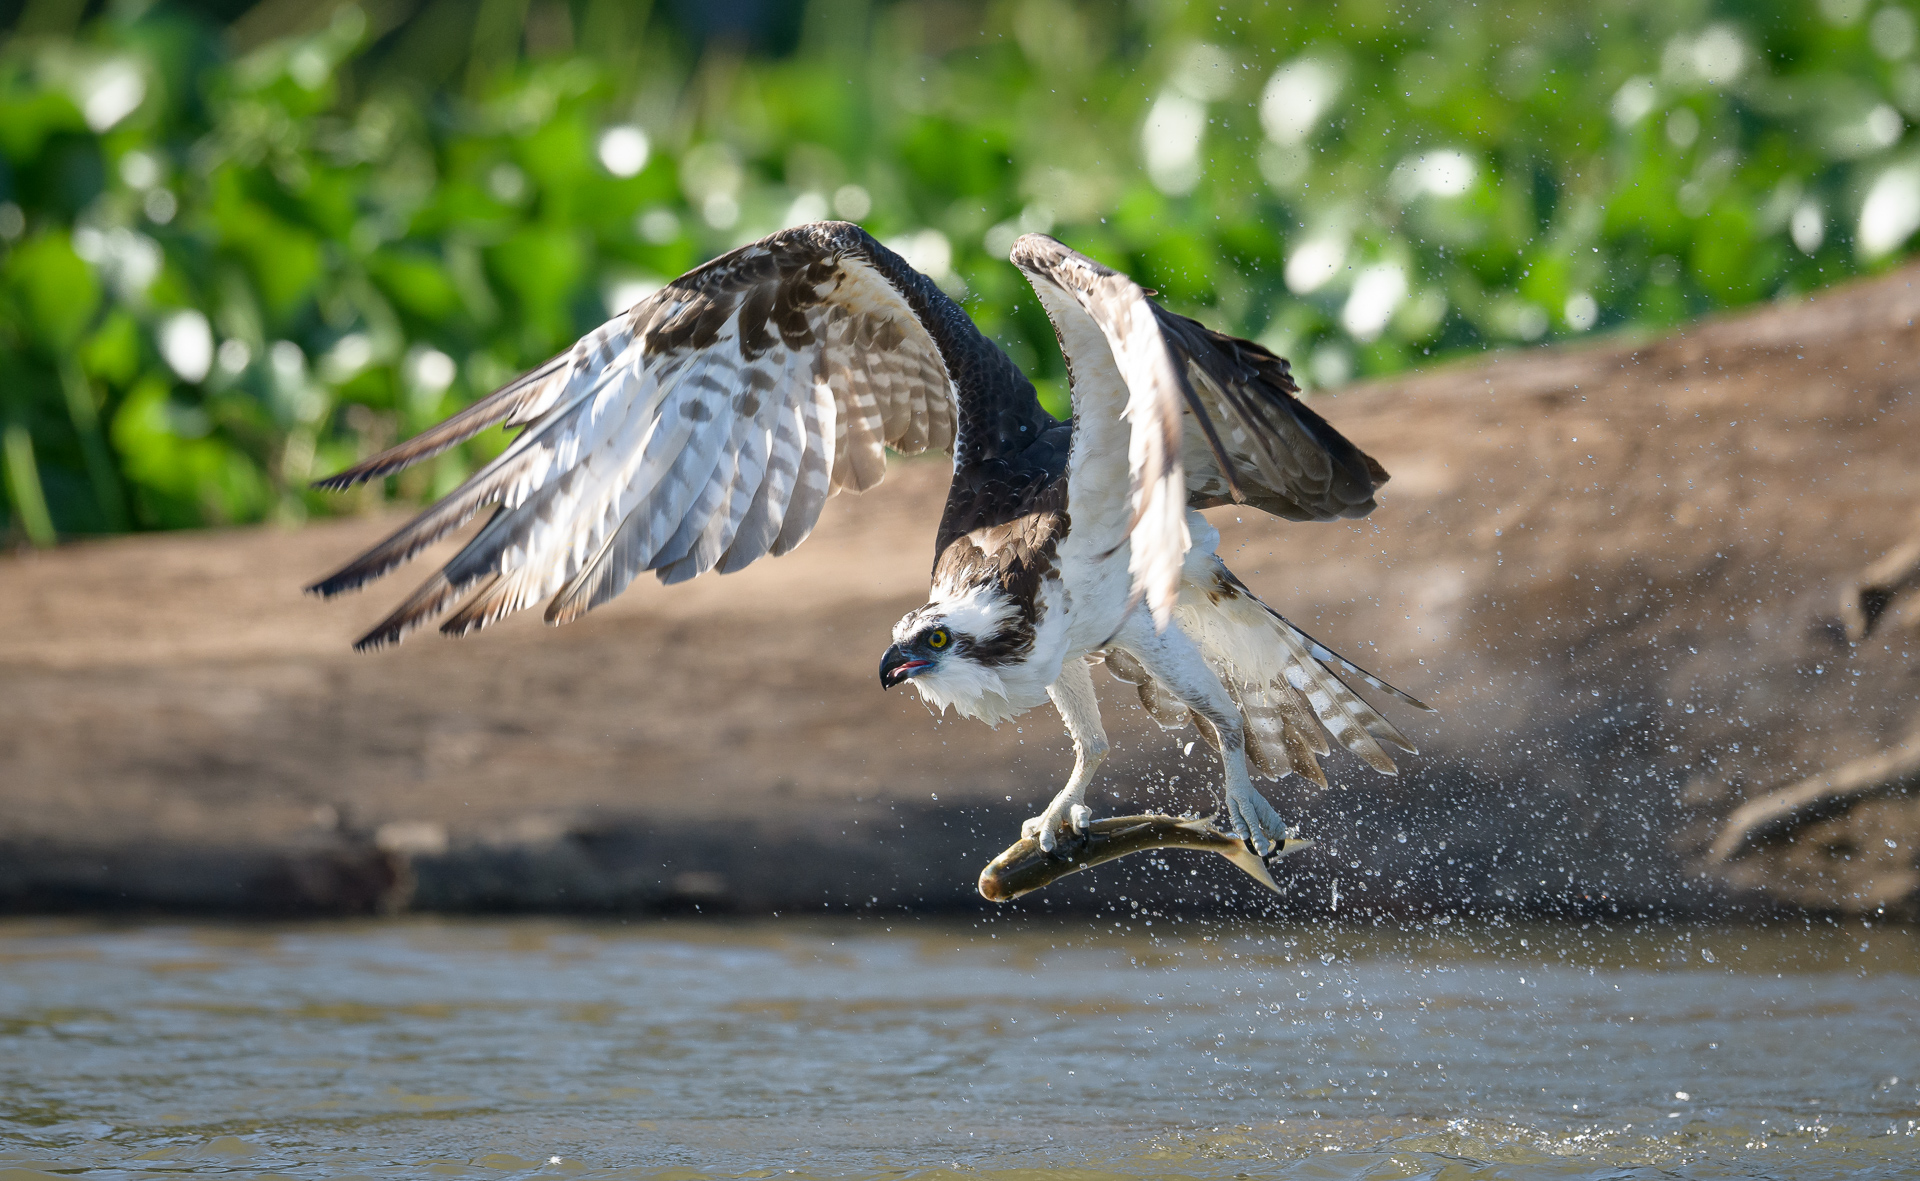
(4, 0), (1920, 543)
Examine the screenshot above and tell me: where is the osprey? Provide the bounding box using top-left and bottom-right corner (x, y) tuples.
(309, 222), (1430, 854)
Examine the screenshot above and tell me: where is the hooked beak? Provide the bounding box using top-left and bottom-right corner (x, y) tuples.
(879, 644), (932, 689)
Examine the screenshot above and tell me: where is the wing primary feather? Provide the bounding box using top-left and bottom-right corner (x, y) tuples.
(543, 501), (661, 624)
(440, 570), (536, 638)
(1198, 367), (1302, 496)
(548, 346), (767, 614)
(311, 353), (573, 491)
(460, 349), (719, 602)
(353, 569), (468, 651)
(543, 522), (625, 626)
(305, 390), (606, 599)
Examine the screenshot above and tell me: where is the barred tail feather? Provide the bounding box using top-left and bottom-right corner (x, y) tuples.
(1278, 615), (1436, 716)
(1166, 546), (1429, 782)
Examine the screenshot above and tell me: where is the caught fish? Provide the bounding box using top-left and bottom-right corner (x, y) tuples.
(977, 814), (1314, 902)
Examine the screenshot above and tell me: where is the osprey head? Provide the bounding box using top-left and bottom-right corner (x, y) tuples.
(878, 584), (1025, 720)
(877, 619), (960, 689)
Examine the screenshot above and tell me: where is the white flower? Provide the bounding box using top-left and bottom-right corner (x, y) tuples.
(488, 163), (527, 203)
(79, 59), (145, 132)
(1871, 6), (1917, 58)
(1340, 264), (1408, 342)
(597, 126), (651, 178)
(886, 229), (953, 280)
(270, 340), (308, 391)
(1663, 25), (1746, 88)
(1858, 164), (1920, 258)
(1666, 108), (1700, 148)
(1691, 25), (1747, 86)
(832, 185), (872, 220)
(217, 338), (252, 375)
(985, 205), (1054, 260)
(701, 194), (739, 230)
(74, 226), (161, 300)
(158, 311), (213, 383)
(1308, 344), (1352, 390)
(119, 150), (161, 189)
(1389, 149), (1478, 201)
(406, 346), (456, 395)
(321, 333), (374, 383)
(1791, 200), (1825, 254)
(1819, 0), (1867, 26)
(1564, 292), (1599, 332)
(1284, 234), (1346, 294)
(1170, 42), (1239, 100)
(784, 191), (829, 228)
(604, 276), (663, 317)
(1611, 77), (1658, 127)
(1141, 91), (1206, 195)
(680, 143), (742, 203)
(636, 208), (680, 243)
(1866, 104), (1905, 148)
(1260, 57), (1344, 145)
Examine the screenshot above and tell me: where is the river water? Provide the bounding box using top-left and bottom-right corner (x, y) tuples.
(1, 917), (1916, 1180)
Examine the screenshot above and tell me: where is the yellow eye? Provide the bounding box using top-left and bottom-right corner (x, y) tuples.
(927, 628), (950, 650)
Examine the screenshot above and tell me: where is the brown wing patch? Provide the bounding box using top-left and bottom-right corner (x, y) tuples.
(1155, 309), (1387, 522)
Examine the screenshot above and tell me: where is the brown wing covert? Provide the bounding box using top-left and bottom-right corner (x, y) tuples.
(1152, 310), (1388, 522)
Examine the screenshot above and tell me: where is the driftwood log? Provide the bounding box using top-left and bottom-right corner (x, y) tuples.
(1704, 733), (1920, 918)
(1842, 524), (1920, 642)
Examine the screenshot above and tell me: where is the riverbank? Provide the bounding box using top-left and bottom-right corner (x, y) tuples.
(4, 266), (1918, 918)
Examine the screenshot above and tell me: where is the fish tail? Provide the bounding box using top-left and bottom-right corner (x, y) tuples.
(1216, 835), (1316, 895)
(1217, 842), (1282, 894)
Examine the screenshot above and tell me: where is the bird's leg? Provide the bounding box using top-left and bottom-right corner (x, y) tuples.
(1111, 609), (1288, 855)
(1022, 656), (1109, 853)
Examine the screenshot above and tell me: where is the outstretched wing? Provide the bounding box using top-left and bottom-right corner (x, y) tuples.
(1008, 234), (1387, 630)
(309, 222), (978, 651)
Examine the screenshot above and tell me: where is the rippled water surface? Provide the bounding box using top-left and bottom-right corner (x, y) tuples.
(2, 918), (1917, 1180)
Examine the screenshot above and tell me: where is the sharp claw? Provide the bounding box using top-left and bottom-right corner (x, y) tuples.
(1226, 790), (1282, 857)
(1068, 804), (1092, 832)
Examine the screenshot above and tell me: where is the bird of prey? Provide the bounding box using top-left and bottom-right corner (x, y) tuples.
(308, 221), (1430, 854)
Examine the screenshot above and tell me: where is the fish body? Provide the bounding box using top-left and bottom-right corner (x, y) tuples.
(977, 813), (1314, 902)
